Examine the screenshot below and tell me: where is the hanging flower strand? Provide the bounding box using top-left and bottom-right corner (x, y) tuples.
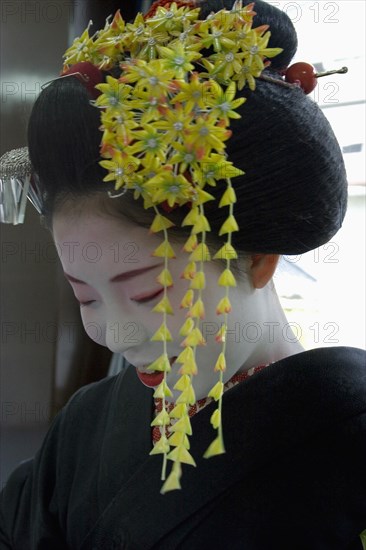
(161, 195), (213, 493)
(148, 209), (176, 481)
(204, 177), (239, 458)
(61, 0), (283, 493)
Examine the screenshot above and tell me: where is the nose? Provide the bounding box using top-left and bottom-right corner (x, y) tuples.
(105, 317), (149, 354)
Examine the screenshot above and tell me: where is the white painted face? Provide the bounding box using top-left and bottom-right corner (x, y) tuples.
(53, 202), (272, 400)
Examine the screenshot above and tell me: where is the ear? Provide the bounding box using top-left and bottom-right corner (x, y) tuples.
(250, 254), (280, 289)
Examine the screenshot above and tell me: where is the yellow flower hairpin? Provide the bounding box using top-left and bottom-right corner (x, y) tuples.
(62, 0), (282, 493)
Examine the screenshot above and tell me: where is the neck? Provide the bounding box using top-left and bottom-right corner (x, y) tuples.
(239, 280), (304, 372)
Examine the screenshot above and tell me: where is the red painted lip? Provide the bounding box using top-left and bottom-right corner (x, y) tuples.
(136, 357), (176, 388)
(136, 370), (165, 388)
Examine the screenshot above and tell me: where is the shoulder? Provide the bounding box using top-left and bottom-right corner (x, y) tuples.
(224, 346), (366, 451)
(279, 345), (365, 371)
(262, 346), (366, 410)
(61, 363), (134, 423)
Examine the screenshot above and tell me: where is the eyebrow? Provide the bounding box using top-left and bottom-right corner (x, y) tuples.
(64, 263), (163, 285)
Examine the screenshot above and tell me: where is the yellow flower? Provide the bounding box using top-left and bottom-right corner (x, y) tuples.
(99, 151), (140, 190)
(203, 436), (225, 458)
(121, 58), (176, 97)
(183, 234), (198, 252)
(160, 462), (182, 494)
(196, 13), (238, 52)
(179, 358), (198, 376)
(181, 261), (196, 281)
(176, 346), (194, 364)
(174, 374), (192, 391)
(214, 352), (227, 372)
(151, 322), (173, 342)
(63, 22), (95, 66)
(189, 242), (211, 262)
(176, 385), (196, 405)
(240, 29), (283, 70)
(129, 88), (169, 125)
(152, 240), (176, 259)
(151, 102), (194, 145)
(192, 154), (244, 187)
(150, 213), (175, 234)
(185, 114), (231, 155)
(215, 323), (227, 343)
(153, 379), (173, 398)
(146, 353), (171, 372)
(181, 206), (200, 227)
(210, 409), (221, 429)
(219, 214), (239, 235)
(147, 3), (200, 33)
(187, 298), (205, 320)
(169, 432), (190, 449)
(152, 295), (174, 315)
(93, 9), (126, 61)
(191, 214), (211, 235)
(218, 268), (237, 287)
(124, 12), (148, 51)
(195, 187), (216, 204)
(167, 445), (196, 466)
(216, 297), (232, 315)
(150, 435), (170, 455)
(180, 289), (194, 309)
(130, 27), (171, 61)
(171, 72), (209, 112)
(213, 243), (238, 260)
(156, 268), (174, 287)
(208, 380), (224, 401)
(206, 80), (246, 124)
(169, 143), (204, 175)
(151, 409), (171, 426)
(100, 110), (137, 148)
(205, 48), (246, 82)
(219, 186), (237, 207)
(169, 413), (192, 435)
(156, 43), (201, 79)
(94, 76), (132, 112)
(179, 318), (195, 336)
(144, 171), (194, 208)
(128, 126), (167, 165)
(189, 271), (205, 290)
(181, 327), (206, 347)
(138, 156), (162, 184)
(169, 403), (186, 418)
(233, 58), (263, 91)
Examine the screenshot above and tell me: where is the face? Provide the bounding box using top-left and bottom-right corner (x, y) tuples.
(53, 202), (262, 401)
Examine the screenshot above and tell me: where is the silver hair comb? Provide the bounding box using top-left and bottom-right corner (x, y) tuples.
(0, 147), (43, 224)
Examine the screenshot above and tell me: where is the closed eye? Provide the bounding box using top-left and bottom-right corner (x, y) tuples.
(131, 288), (164, 304)
(78, 300), (96, 307)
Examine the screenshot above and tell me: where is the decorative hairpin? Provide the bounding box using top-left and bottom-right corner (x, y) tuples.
(0, 147), (42, 224)
(60, 0), (284, 494)
(260, 62), (348, 94)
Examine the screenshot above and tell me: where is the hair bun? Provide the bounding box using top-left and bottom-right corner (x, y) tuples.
(197, 0), (298, 70)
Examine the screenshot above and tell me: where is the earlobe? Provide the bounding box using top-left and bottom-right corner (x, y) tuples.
(250, 254), (280, 289)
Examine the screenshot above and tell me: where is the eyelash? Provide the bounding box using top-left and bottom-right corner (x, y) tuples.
(78, 289), (164, 307)
(131, 288), (164, 304)
(79, 300), (95, 308)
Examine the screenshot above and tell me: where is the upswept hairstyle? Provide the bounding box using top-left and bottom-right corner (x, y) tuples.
(28, 0), (347, 255)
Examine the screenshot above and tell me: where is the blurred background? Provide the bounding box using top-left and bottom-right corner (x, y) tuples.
(1, 0), (365, 488)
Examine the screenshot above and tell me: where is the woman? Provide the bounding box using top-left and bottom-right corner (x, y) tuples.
(1, 0), (365, 548)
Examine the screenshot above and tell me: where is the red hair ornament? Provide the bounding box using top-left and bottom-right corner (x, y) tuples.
(60, 61), (104, 99)
(284, 62), (348, 94)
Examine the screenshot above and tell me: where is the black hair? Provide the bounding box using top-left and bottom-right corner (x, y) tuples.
(28, 0), (347, 255)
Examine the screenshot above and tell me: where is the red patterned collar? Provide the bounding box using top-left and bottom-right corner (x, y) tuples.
(153, 364), (268, 444)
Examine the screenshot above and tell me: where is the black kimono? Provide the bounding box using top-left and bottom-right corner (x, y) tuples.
(1, 346), (366, 549)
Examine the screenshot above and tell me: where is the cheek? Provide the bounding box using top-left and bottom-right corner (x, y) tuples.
(80, 309), (107, 347)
